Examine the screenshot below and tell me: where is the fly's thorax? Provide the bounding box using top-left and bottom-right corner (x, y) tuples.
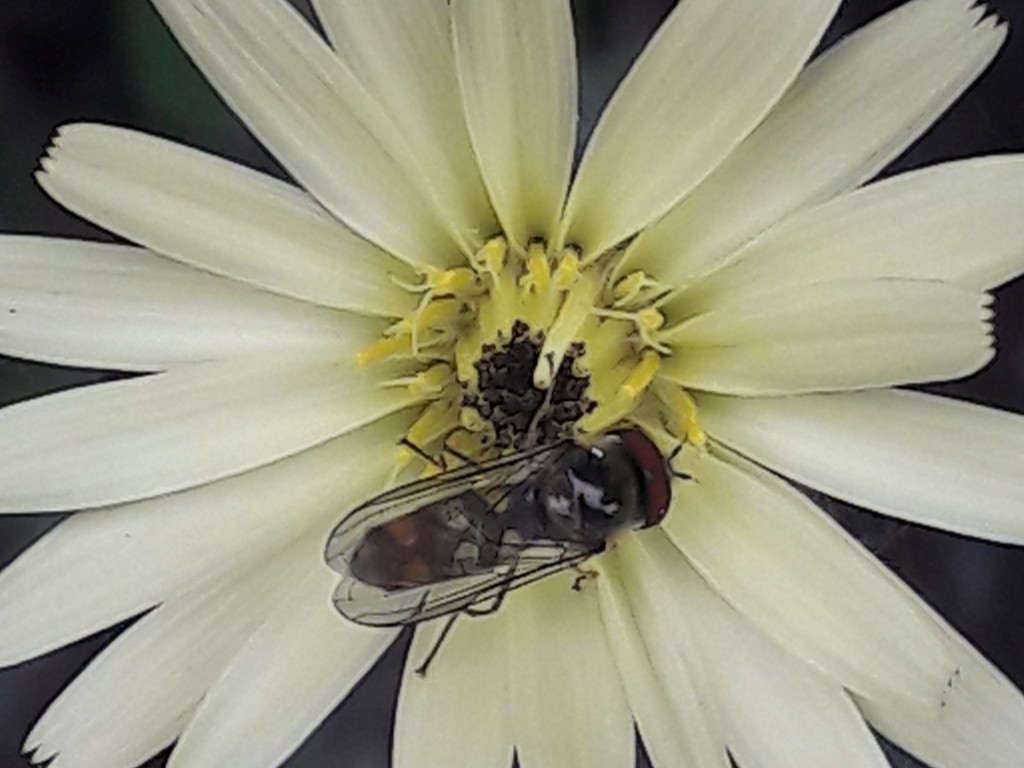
(527, 435), (647, 545)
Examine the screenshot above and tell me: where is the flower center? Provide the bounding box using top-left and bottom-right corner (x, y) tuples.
(359, 236), (704, 472)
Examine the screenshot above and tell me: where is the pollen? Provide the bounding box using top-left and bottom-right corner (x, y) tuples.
(358, 234), (704, 470)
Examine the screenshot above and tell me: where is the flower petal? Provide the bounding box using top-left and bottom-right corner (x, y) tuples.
(0, 236), (381, 371)
(621, 532), (890, 768)
(599, 543), (729, 768)
(311, 0), (496, 245)
(660, 279), (992, 395)
(24, 540), (314, 768)
(858, 599), (1024, 768)
(38, 124), (414, 315)
(150, 0), (465, 264)
(664, 447), (959, 710)
(396, 614), (513, 768)
(169, 536), (397, 768)
(0, 350), (417, 512)
(624, 0), (1005, 284)
(504, 574), (633, 768)
(452, 0), (576, 247)
(0, 413), (407, 667)
(698, 389), (1024, 544)
(678, 157), (1024, 316)
(561, 0), (840, 256)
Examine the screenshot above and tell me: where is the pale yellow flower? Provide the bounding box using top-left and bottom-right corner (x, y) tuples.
(0, 1), (1023, 768)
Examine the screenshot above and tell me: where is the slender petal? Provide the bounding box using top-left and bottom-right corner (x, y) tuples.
(858, 596), (1024, 768)
(311, 0), (496, 246)
(452, 0), (576, 248)
(597, 576), (706, 768)
(396, 614), (514, 768)
(503, 575), (633, 768)
(37, 124), (414, 315)
(661, 279), (992, 395)
(169, 536), (397, 768)
(0, 236), (381, 371)
(621, 533), (891, 768)
(624, 0), (1005, 284)
(677, 156), (1024, 317)
(0, 413), (408, 666)
(698, 389), (1024, 543)
(600, 543), (729, 768)
(150, 0), (464, 264)
(561, 0), (840, 257)
(663, 447), (959, 710)
(24, 541), (314, 768)
(0, 350), (417, 512)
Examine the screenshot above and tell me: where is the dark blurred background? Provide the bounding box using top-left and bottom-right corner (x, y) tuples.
(0, 1), (1022, 767)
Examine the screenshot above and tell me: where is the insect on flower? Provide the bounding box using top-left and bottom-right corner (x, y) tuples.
(325, 428), (673, 671)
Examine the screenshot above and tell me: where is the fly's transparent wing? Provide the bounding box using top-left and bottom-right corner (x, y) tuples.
(325, 441), (577, 626)
(333, 538), (595, 626)
(324, 441), (569, 572)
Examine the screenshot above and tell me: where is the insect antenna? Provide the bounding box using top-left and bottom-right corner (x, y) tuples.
(414, 613), (460, 677)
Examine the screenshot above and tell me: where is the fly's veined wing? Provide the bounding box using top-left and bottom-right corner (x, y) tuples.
(324, 441), (578, 626)
(324, 441), (572, 571)
(332, 539), (594, 626)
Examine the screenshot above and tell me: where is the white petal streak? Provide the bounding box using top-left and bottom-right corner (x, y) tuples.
(505, 574), (633, 768)
(25, 541), (313, 768)
(0, 350), (416, 512)
(681, 157), (1024, 315)
(0, 236), (382, 371)
(661, 279), (992, 395)
(562, 0), (839, 256)
(698, 389), (1024, 543)
(664, 448), (958, 710)
(625, 0), (1004, 282)
(38, 124), (413, 315)
(858, 599), (1024, 768)
(170, 536), (397, 768)
(150, 0), (461, 265)
(619, 532), (889, 768)
(0, 413), (408, 667)
(312, 0), (496, 245)
(396, 614), (513, 768)
(453, 0), (576, 247)
(600, 541), (729, 768)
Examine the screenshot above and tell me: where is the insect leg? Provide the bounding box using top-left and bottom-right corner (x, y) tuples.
(441, 444), (478, 467)
(414, 613), (460, 677)
(571, 563), (599, 591)
(400, 437), (448, 471)
(463, 554), (522, 619)
(464, 577), (513, 616)
(667, 442), (693, 481)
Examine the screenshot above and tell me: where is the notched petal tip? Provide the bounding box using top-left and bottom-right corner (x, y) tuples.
(22, 738), (56, 767)
(35, 131), (71, 182)
(36, 148), (57, 175)
(974, 2), (1007, 31)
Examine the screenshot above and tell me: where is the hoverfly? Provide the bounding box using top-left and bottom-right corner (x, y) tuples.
(324, 428), (672, 656)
